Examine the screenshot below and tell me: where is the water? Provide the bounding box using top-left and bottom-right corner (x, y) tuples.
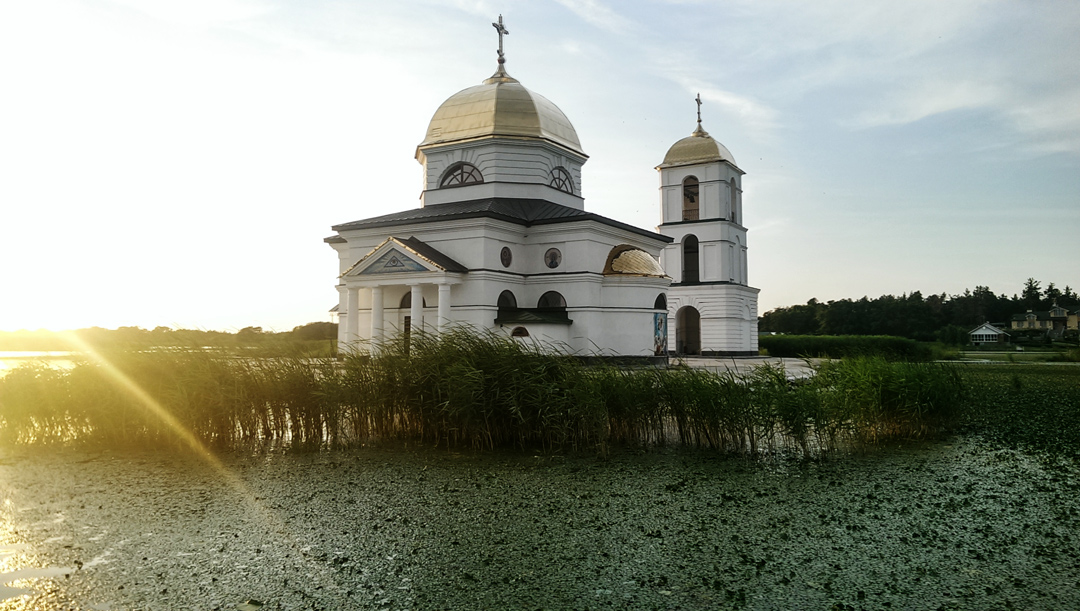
(0, 352), (77, 377)
(0, 440), (1077, 610)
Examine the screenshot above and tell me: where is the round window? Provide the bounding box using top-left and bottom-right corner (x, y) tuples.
(500, 246), (512, 268)
(544, 248), (562, 269)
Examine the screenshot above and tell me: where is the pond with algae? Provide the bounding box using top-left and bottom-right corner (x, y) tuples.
(0, 439), (1078, 610)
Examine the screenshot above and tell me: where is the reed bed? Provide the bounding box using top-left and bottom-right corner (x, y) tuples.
(0, 332), (966, 455)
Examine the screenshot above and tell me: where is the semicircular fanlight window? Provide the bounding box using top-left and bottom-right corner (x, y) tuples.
(548, 166), (575, 194)
(440, 162), (484, 188)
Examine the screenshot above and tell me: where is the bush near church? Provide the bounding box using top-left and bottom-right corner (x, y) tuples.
(758, 335), (931, 361)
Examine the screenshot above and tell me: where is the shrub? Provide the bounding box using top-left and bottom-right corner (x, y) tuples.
(758, 335), (932, 361)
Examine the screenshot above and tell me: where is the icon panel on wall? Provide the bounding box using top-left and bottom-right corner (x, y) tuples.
(500, 247), (513, 268)
(544, 248), (562, 269)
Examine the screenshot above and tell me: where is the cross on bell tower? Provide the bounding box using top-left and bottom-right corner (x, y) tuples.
(692, 92), (709, 137)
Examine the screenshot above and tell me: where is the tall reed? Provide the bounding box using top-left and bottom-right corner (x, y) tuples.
(0, 334), (966, 455)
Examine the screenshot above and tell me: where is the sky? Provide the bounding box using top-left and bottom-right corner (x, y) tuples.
(1, 0), (1078, 333)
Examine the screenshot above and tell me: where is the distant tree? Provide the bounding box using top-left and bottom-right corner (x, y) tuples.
(1022, 278), (1042, 310)
(237, 326), (264, 343)
(1044, 282), (1063, 307)
(937, 324), (968, 346)
(759, 279), (1075, 341)
(291, 322), (338, 341)
(1063, 285), (1079, 306)
(759, 299), (823, 334)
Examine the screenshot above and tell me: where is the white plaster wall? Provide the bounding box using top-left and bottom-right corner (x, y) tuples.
(666, 283), (760, 354)
(420, 139), (586, 209)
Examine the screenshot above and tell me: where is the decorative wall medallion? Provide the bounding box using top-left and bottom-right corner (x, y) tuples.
(544, 248), (562, 269)
(500, 246), (512, 268)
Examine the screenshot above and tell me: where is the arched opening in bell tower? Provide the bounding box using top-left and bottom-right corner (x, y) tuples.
(682, 176), (699, 221)
(682, 235), (699, 283)
(729, 178), (739, 224)
(675, 306), (701, 355)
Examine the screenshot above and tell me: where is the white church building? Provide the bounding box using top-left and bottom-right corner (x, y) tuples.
(327, 19), (758, 358)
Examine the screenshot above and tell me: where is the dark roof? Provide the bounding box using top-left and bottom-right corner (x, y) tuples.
(1010, 308), (1074, 321)
(400, 236), (468, 273)
(331, 198), (671, 243)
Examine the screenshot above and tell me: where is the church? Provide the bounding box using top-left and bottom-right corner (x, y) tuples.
(326, 17), (758, 358)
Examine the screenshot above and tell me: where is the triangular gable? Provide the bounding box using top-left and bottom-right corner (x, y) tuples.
(343, 237), (463, 277)
(969, 323), (1008, 336)
(363, 249), (428, 274)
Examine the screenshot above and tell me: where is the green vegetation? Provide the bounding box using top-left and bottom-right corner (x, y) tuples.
(960, 365), (1080, 457)
(0, 331), (967, 455)
(758, 334), (931, 360)
(0, 322), (338, 356)
(760, 278), (1078, 343)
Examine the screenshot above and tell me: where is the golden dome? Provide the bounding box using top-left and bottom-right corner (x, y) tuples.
(418, 68), (584, 156)
(659, 125), (736, 168)
(603, 245), (667, 277)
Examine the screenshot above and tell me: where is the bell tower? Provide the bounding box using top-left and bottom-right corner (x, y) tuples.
(657, 95), (759, 356)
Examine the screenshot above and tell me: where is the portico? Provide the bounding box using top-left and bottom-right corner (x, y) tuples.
(338, 237), (466, 351)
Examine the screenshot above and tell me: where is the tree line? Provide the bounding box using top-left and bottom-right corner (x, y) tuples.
(759, 279), (1077, 342)
(0, 322), (338, 352)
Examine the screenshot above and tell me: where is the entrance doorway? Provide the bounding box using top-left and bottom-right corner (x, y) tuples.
(676, 306), (701, 355)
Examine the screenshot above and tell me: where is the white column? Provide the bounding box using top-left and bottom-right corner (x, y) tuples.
(410, 284), (423, 334)
(437, 283), (451, 334)
(346, 286), (360, 353)
(370, 285), (384, 347)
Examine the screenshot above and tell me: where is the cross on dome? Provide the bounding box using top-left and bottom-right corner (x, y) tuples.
(492, 15), (509, 65)
(692, 92), (709, 137)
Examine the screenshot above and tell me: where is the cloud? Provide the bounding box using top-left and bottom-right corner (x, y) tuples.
(107, 0), (273, 26)
(849, 80), (1003, 128)
(661, 73), (780, 144)
(552, 0), (635, 34)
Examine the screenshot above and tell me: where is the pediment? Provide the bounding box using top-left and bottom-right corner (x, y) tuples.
(343, 237), (465, 278)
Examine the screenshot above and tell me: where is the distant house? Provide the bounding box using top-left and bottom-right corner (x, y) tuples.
(969, 323), (1009, 346)
(1010, 303), (1077, 339)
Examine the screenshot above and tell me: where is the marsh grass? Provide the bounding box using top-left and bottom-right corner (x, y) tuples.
(0, 331), (967, 455)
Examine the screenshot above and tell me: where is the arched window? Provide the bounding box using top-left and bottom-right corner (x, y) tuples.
(511, 326), (530, 338)
(654, 293), (667, 310)
(549, 167), (574, 194)
(399, 292), (427, 308)
(497, 290), (518, 310)
(682, 176), (699, 221)
(682, 235), (699, 284)
(728, 244), (736, 282)
(729, 178), (738, 224)
(439, 162), (483, 188)
(537, 291), (567, 310)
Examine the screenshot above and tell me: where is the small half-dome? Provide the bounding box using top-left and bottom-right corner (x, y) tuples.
(604, 245), (666, 277)
(419, 69), (584, 156)
(659, 125), (736, 168)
